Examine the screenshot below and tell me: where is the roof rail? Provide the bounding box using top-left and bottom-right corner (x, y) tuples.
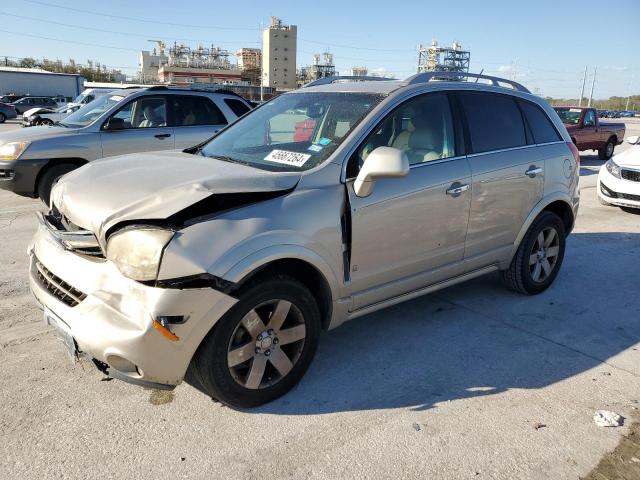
(303, 75), (396, 88)
(402, 71), (530, 93)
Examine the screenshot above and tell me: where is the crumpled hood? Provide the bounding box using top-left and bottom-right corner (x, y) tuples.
(614, 145), (640, 168)
(0, 125), (82, 144)
(51, 150), (301, 240)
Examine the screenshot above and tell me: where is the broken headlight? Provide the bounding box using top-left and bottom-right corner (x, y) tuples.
(106, 227), (174, 281)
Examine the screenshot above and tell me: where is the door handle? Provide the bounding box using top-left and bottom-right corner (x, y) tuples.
(446, 183), (470, 196)
(154, 133), (171, 139)
(525, 166), (543, 178)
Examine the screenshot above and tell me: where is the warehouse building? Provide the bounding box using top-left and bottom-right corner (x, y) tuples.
(0, 67), (84, 98)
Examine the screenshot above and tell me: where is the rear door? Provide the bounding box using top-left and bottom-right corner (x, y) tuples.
(169, 95), (229, 149)
(459, 91), (543, 268)
(347, 92), (471, 310)
(100, 95), (175, 157)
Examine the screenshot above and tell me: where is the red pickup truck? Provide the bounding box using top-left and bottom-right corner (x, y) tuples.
(553, 107), (625, 160)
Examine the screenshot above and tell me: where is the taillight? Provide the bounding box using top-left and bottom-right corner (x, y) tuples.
(567, 141), (580, 167)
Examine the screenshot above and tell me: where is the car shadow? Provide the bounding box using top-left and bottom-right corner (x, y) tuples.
(185, 232), (640, 414)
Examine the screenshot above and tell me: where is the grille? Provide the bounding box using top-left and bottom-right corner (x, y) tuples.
(619, 192), (640, 202)
(621, 169), (640, 182)
(34, 258), (87, 307)
(45, 208), (105, 258)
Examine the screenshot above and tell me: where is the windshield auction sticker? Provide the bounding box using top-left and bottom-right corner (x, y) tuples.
(264, 149), (311, 167)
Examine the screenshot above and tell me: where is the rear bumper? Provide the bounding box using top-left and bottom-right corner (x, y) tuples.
(0, 158), (49, 196)
(597, 166), (640, 208)
(29, 216), (238, 387)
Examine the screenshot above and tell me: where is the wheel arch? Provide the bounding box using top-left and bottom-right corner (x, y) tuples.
(226, 249), (338, 331)
(33, 157), (88, 195)
(509, 195), (575, 266)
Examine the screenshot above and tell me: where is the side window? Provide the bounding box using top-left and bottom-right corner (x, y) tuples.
(224, 98), (251, 117)
(349, 93), (455, 176)
(460, 93), (526, 153)
(110, 97), (167, 129)
(584, 110), (595, 127)
(518, 101), (561, 144)
(169, 96), (227, 126)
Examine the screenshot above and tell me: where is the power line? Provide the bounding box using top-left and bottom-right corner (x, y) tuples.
(22, 0), (258, 31)
(0, 12), (259, 46)
(0, 28), (138, 51)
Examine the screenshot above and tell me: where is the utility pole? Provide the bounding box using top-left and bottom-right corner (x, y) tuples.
(625, 74), (634, 111)
(588, 66), (597, 107)
(259, 19), (264, 102)
(578, 65), (587, 107)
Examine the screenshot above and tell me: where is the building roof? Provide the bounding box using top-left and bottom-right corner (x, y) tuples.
(0, 66), (83, 77)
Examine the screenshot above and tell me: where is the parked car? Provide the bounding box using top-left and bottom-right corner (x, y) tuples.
(0, 103), (17, 123)
(8, 96), (59, 114)
(0, 94), (25, 104)
(598, 135), (640, 210)
(68, 88), (116, 109)
(0, 87), (252, 204)
(553, 107), (625, 160)
(28, 73), (580, 408)
(22, 104), (81, 127)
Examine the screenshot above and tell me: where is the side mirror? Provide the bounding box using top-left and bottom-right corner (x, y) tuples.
(627, 136), (640, 145)
(103, 117), (125, 131)
(354, 147), (409, 198)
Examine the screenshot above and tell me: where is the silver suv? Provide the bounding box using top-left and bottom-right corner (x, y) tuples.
(29, 73), (579, 408)
(0, 87), (252, 204)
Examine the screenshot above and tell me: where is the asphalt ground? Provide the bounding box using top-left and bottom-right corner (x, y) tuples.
(0, 118), (639, 479)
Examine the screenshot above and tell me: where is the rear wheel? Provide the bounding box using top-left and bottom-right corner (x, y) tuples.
(502, 212), (566, 295)
(36, 163), (78, 206)
(0, 113), (5, 123)
(598, 138), (615, 160)
(193, 276), (321, 409)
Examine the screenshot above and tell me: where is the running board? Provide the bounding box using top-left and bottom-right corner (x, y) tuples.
(347, 265), (499, 320)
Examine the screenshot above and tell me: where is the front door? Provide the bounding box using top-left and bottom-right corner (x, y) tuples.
(346, 93), (471, 310)
(100, 95), (175, 158)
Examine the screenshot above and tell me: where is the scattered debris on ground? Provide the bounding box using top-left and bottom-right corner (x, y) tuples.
(534, 423), (547, 430)
(593, 410), (624, 427)
(582, 413), (640, 480)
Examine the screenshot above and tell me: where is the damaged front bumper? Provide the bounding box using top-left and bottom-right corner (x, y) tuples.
(28, 215), (237, 389)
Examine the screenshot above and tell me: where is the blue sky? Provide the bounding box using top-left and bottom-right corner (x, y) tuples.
(0, 0), (638, 98)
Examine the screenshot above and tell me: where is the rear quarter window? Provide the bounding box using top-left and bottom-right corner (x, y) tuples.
(224, 98), (251, 117)
(460, 92), (527, 154)
(518, 101), (561, 144)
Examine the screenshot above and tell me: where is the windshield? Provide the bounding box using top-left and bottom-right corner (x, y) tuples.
(200, 92), (385, 171)
(59, 94), (125, 128)
(554, 108), (582, 125)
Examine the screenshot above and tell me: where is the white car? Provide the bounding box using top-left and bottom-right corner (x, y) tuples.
(598, 136), (640, 210)
(21, 105), (80, 127)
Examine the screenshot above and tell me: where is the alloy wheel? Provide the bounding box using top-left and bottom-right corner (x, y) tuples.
(227, 299), (306, 390)
(529, 226), (560, 283)
(606, 141), (614, 157)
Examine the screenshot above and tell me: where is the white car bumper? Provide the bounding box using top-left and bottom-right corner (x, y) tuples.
(597, 164), (640, 209)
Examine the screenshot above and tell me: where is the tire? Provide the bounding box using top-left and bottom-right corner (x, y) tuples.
(38, 118), (53, 126)
(501, 211), (566, 295)
(36, 163), (78, 206)
(0, 113), (5, 123)
(192, 276), (321, 409)
(598, 138), (615, 160)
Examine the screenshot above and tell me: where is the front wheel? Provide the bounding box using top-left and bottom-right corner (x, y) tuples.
(502, 212), (566, 295)
(0, 113), (5, 123)
(192, 276), (321, 409)
(37, 163), (78, 206)
(598, 138), (615, 160)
